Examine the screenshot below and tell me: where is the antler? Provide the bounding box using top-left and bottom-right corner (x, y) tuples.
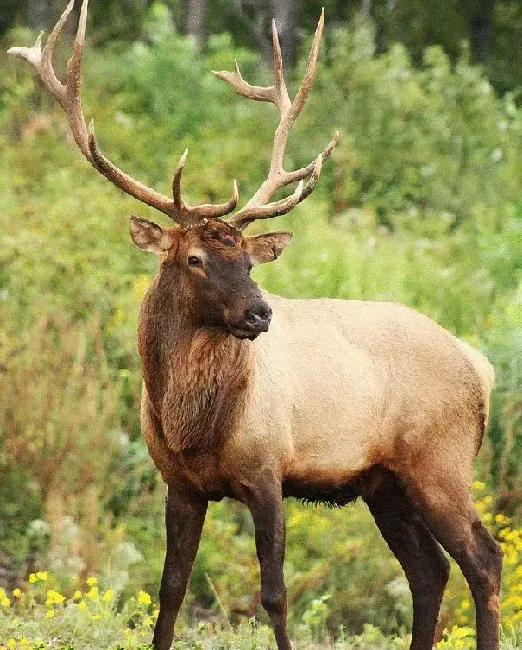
(213, 9), (338, 231)
(7, 0), (238, 227)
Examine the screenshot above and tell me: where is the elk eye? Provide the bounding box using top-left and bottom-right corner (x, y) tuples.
(188, 255), (201, 266)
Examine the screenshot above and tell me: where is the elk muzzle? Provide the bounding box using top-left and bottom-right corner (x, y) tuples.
(226, 298), (273, 340)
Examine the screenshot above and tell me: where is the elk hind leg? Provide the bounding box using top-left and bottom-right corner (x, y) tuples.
(404, 469), (502, 650)
(364, 472), (450, 650)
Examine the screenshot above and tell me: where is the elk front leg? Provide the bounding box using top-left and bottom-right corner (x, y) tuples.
(152, 487), (207, 650)
(245, 485), (292, 650)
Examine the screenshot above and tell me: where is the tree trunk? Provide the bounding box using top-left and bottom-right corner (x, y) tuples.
(24, 0), (78, 36)
(0, 0), (20, 38)
(25, 0), (53, 30)
(185, 0), (207, 47)
(464, 0), (497, 64)
(272, 0), (297, 69)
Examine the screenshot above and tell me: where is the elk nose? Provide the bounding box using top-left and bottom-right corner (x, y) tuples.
(244, 303), (272, 331)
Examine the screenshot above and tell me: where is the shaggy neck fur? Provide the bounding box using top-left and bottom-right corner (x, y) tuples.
(138, 263), (254, 453)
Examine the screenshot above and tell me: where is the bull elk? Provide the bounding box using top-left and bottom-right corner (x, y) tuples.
(9, 2), (502, 649)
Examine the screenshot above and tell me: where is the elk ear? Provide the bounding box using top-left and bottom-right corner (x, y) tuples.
(242, 231), (293, 265)
(129, 216), (175, 254)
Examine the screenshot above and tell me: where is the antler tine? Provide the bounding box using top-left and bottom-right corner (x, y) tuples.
(65, 0), (90, 159)
(8, 0), (73, 109)
(283, 130), (339, 186)
(173, 149), (189, 213)
(230, 150), (331, 230)
(171, 149), (239, 221)
(271, 20), (291, 113)
(8, 0), (238, 227)
(235, 180), (305, 227)
(212, 60), (276, 104)
(214, 9), (337, 231)
(287, 7), (324, 128)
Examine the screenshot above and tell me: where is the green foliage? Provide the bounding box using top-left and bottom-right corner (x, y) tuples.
(1, 9), (522, 642)
(3, 1), (522, 93)
(0, 312), (124, 572)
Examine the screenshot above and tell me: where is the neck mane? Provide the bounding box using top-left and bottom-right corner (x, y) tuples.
(138, 267), (254, 453)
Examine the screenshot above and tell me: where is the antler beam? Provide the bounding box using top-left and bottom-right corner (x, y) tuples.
(8, 0), (237, 227)
(213, 9), (338, 231)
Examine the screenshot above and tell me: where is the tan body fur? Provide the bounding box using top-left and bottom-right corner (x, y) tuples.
(140, 293), (493, 502)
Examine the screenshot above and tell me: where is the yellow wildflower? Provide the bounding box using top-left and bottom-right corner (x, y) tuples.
(92, 614), (101, 621)
(473, 480), (485, 490)
(78, 600), (87, 611)
(29, 571), (48, 584)
(73, 590), (83, 600)
(0, 589), (10, 608)
(153, 608), (159, 619)
(47, 609), (55, 618)
(102, 589), (114, 602)
(86, 576), (98, 586)
(138, 590), (152, 606)
(451, 626), (475, 638)
(86, 586), (99, 599)
(46, 589), (65, 606)
(495, 513), (511, 526)
(7, 641), (15, 650)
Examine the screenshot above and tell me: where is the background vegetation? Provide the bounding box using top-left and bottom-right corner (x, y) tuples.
(2, 0), (522, 647)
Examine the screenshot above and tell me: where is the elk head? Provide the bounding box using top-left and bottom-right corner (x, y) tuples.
(8, 0), (338, 340)
(129, 216), (293, 339)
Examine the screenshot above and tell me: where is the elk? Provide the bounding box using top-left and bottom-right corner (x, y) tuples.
(9, 2), (502, 650)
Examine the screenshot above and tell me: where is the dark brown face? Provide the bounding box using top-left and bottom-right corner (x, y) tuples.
(179, 220), (271, 340)
(129, 216), (293, 341)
